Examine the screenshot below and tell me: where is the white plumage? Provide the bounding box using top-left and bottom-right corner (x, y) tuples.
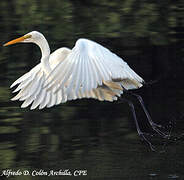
(4, 31), (144, 109)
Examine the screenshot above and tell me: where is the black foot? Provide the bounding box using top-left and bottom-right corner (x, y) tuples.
(138, 132), (156, 151)
(150, 122), (168, 138)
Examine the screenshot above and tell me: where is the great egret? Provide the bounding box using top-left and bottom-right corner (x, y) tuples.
(4, 31), (144, 109)
(4, 31), (166, 149)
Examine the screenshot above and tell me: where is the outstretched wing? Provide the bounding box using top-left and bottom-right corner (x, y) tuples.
(10, 48), (72, 110)
(45, 38), (144, 100)
(11, 64), (70, 110)
(11, 39), (144, 109)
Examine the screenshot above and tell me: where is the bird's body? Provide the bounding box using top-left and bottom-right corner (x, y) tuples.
(4, 31), (168, 150)
(4, 31), (144, 109)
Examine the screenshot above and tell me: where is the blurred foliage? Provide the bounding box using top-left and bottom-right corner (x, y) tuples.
(0, 0), (182, 45)
(0, 87), (10, 101)
(0, 0), (183, 179)
(0, 149), (16, 169)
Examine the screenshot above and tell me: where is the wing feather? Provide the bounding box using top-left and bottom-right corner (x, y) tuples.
(56, 90), (62, 105)
(11, 38), (144, 109)
(10, 64), (41, 88)
(74, 54), (83, 94)
(46, 57), (71, 90)
(39, 91), (51, 109)
(85, 56), (93, 92)
(46, 49), (78, 91)
(30, 88), (46, 110)
(19, 72), (41, 101)
(88, 57), (99, 89)
(13, 75), (33, 93)
(65, 52), (81, 95)
(45, 38), (143, 102)
(79, 54), (87, 93)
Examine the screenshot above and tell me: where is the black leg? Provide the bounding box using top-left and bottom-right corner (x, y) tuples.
(124, 89), (168, 138)
(143, 79), (159, 87)
(120, 98), (155, 151)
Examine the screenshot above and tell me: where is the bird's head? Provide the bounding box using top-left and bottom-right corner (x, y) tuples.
(3, 31), (44, 46)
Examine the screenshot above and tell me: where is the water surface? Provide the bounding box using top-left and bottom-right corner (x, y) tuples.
(0, 1), (183, 179)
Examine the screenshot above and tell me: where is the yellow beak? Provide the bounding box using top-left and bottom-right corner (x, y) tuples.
(3, 34), (31, 46)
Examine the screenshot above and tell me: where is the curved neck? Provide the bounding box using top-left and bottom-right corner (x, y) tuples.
(35, 35), (52, 75)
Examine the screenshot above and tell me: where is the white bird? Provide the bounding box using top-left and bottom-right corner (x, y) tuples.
(4, 31), (168, 150)
(3, 31), (144, 110)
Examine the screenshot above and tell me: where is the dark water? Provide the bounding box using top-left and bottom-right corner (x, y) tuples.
(0, 0), (184, 179)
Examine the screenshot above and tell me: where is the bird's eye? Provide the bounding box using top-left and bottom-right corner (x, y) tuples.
(24, 34), (32, 39)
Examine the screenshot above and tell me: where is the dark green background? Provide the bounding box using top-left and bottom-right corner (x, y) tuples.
(0, 0), (183, 179)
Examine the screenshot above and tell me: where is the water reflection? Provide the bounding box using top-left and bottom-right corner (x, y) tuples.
(0, 0), (184, 179)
